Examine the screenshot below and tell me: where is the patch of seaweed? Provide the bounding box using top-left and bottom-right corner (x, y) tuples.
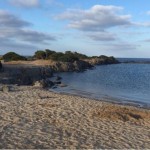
(90, 105), (150, 124)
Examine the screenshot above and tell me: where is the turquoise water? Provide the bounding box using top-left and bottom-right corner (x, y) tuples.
(52, 62), (150, 107)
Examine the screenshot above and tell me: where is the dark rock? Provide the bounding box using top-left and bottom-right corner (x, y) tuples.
(0, 65), (53, 85)
(39, 79), (48, 88)
(40, 67), (53, 78)
(34, 79), (54, 88)
(73, 60), (93, 71)
(56, 76), (62, 81)
(52, 86), (57, 89)
(47, 80), (55, 87)
(54, 81), (61, 84)
(0, 61), (2, 72)
(50, 60), (93, 72)
(86, 56), (119, 65)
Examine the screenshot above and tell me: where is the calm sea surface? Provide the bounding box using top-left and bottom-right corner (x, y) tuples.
(52, 59), (150, 107)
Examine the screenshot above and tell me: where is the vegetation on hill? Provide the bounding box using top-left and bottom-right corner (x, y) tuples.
(50, 51), (79, 62)
(98, 55), (119, 64)
(34, 50), (46, 59)
(1, 49), (119, 65)
(34, 50), (88, 62)
(3, 52), (27, 61)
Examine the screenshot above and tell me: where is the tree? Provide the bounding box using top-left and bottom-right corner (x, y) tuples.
(45, 49), (56, 59)
(34, 50), (46, 59)
(3, 52), (27, 61)
(49, 52), (64, 61)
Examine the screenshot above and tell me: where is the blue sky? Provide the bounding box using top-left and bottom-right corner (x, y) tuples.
(0, 0), (150, 58)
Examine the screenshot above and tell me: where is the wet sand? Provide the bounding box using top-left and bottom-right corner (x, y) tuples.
(0, 86), (150, 149)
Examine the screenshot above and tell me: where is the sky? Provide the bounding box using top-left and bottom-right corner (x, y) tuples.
(0, 0), (150, 58)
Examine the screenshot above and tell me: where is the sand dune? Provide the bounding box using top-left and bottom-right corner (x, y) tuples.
(0, 86), (150, 149)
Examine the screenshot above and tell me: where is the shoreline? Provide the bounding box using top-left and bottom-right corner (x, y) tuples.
(0, 85), (150, 149)
(50, 87), (150, 110)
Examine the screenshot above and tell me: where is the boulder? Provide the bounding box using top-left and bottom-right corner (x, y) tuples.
(33, 81), (42, 87)
(2, 85), (10, 92)
(33, 79), (54, 88)
(54, 81), (61, 84)
(56, 76), (62, 81)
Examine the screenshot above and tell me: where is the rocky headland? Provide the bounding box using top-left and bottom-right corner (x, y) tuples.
(0, 53), (119, 87)
(0, 63), (53, 86)
(85, 56), (119, 65)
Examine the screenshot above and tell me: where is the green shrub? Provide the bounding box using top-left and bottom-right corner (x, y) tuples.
(49, 51), (79, 62)
(3, 52), (27, 61)
(45, 49), (56, 59)
(49, 52), (64, 61)
(98, 55), (108, 59)
(34, 50), (46, 59)
(73, 52), (88, 59)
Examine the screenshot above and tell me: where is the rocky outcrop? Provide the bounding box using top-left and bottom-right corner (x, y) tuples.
(39, 56), (118, 73)
(0, 65), (53, 85)
(33, 79), (54, 88)
(85, 56), (119, 65)
(0, 61), (2, 72)
(0, 55), (119, 86)
(50, 60), (93, 72)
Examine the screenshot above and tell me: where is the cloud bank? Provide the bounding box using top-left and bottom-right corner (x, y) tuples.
(57, 5), (132, 31)
(0, 10), (56, 54)
(9, 0), (39, 8)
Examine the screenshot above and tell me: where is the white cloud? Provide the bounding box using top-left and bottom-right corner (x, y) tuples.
(147, 11), (150, 15)
(10, 0), (39, 8)
(87, 32), (116, 41)
(56, 5), (132, 31)
(45, 0), (64, 7)
(108, 43), (139, 51)
(143, 39), (150, 42)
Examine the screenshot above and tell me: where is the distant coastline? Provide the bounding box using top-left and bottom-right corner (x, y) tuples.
(117, 58), (150, 64)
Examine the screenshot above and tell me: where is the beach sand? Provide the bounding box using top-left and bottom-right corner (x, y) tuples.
(0, 86), (150, 149)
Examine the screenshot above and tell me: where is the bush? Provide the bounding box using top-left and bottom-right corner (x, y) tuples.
(73, 52), (88, 59)
(45, 49), (56, 59)
(49, 52), (64, 61)
(34, 50), (46, 59)
(98, 55), (108, 59)
(3, 52), (27, 61)
(49, 51), (79, 62)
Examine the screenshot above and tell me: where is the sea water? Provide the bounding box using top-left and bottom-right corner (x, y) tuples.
(52, 59), (150, 107)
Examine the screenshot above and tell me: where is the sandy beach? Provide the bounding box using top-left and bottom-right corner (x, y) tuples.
(0, 86), (150, 149)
